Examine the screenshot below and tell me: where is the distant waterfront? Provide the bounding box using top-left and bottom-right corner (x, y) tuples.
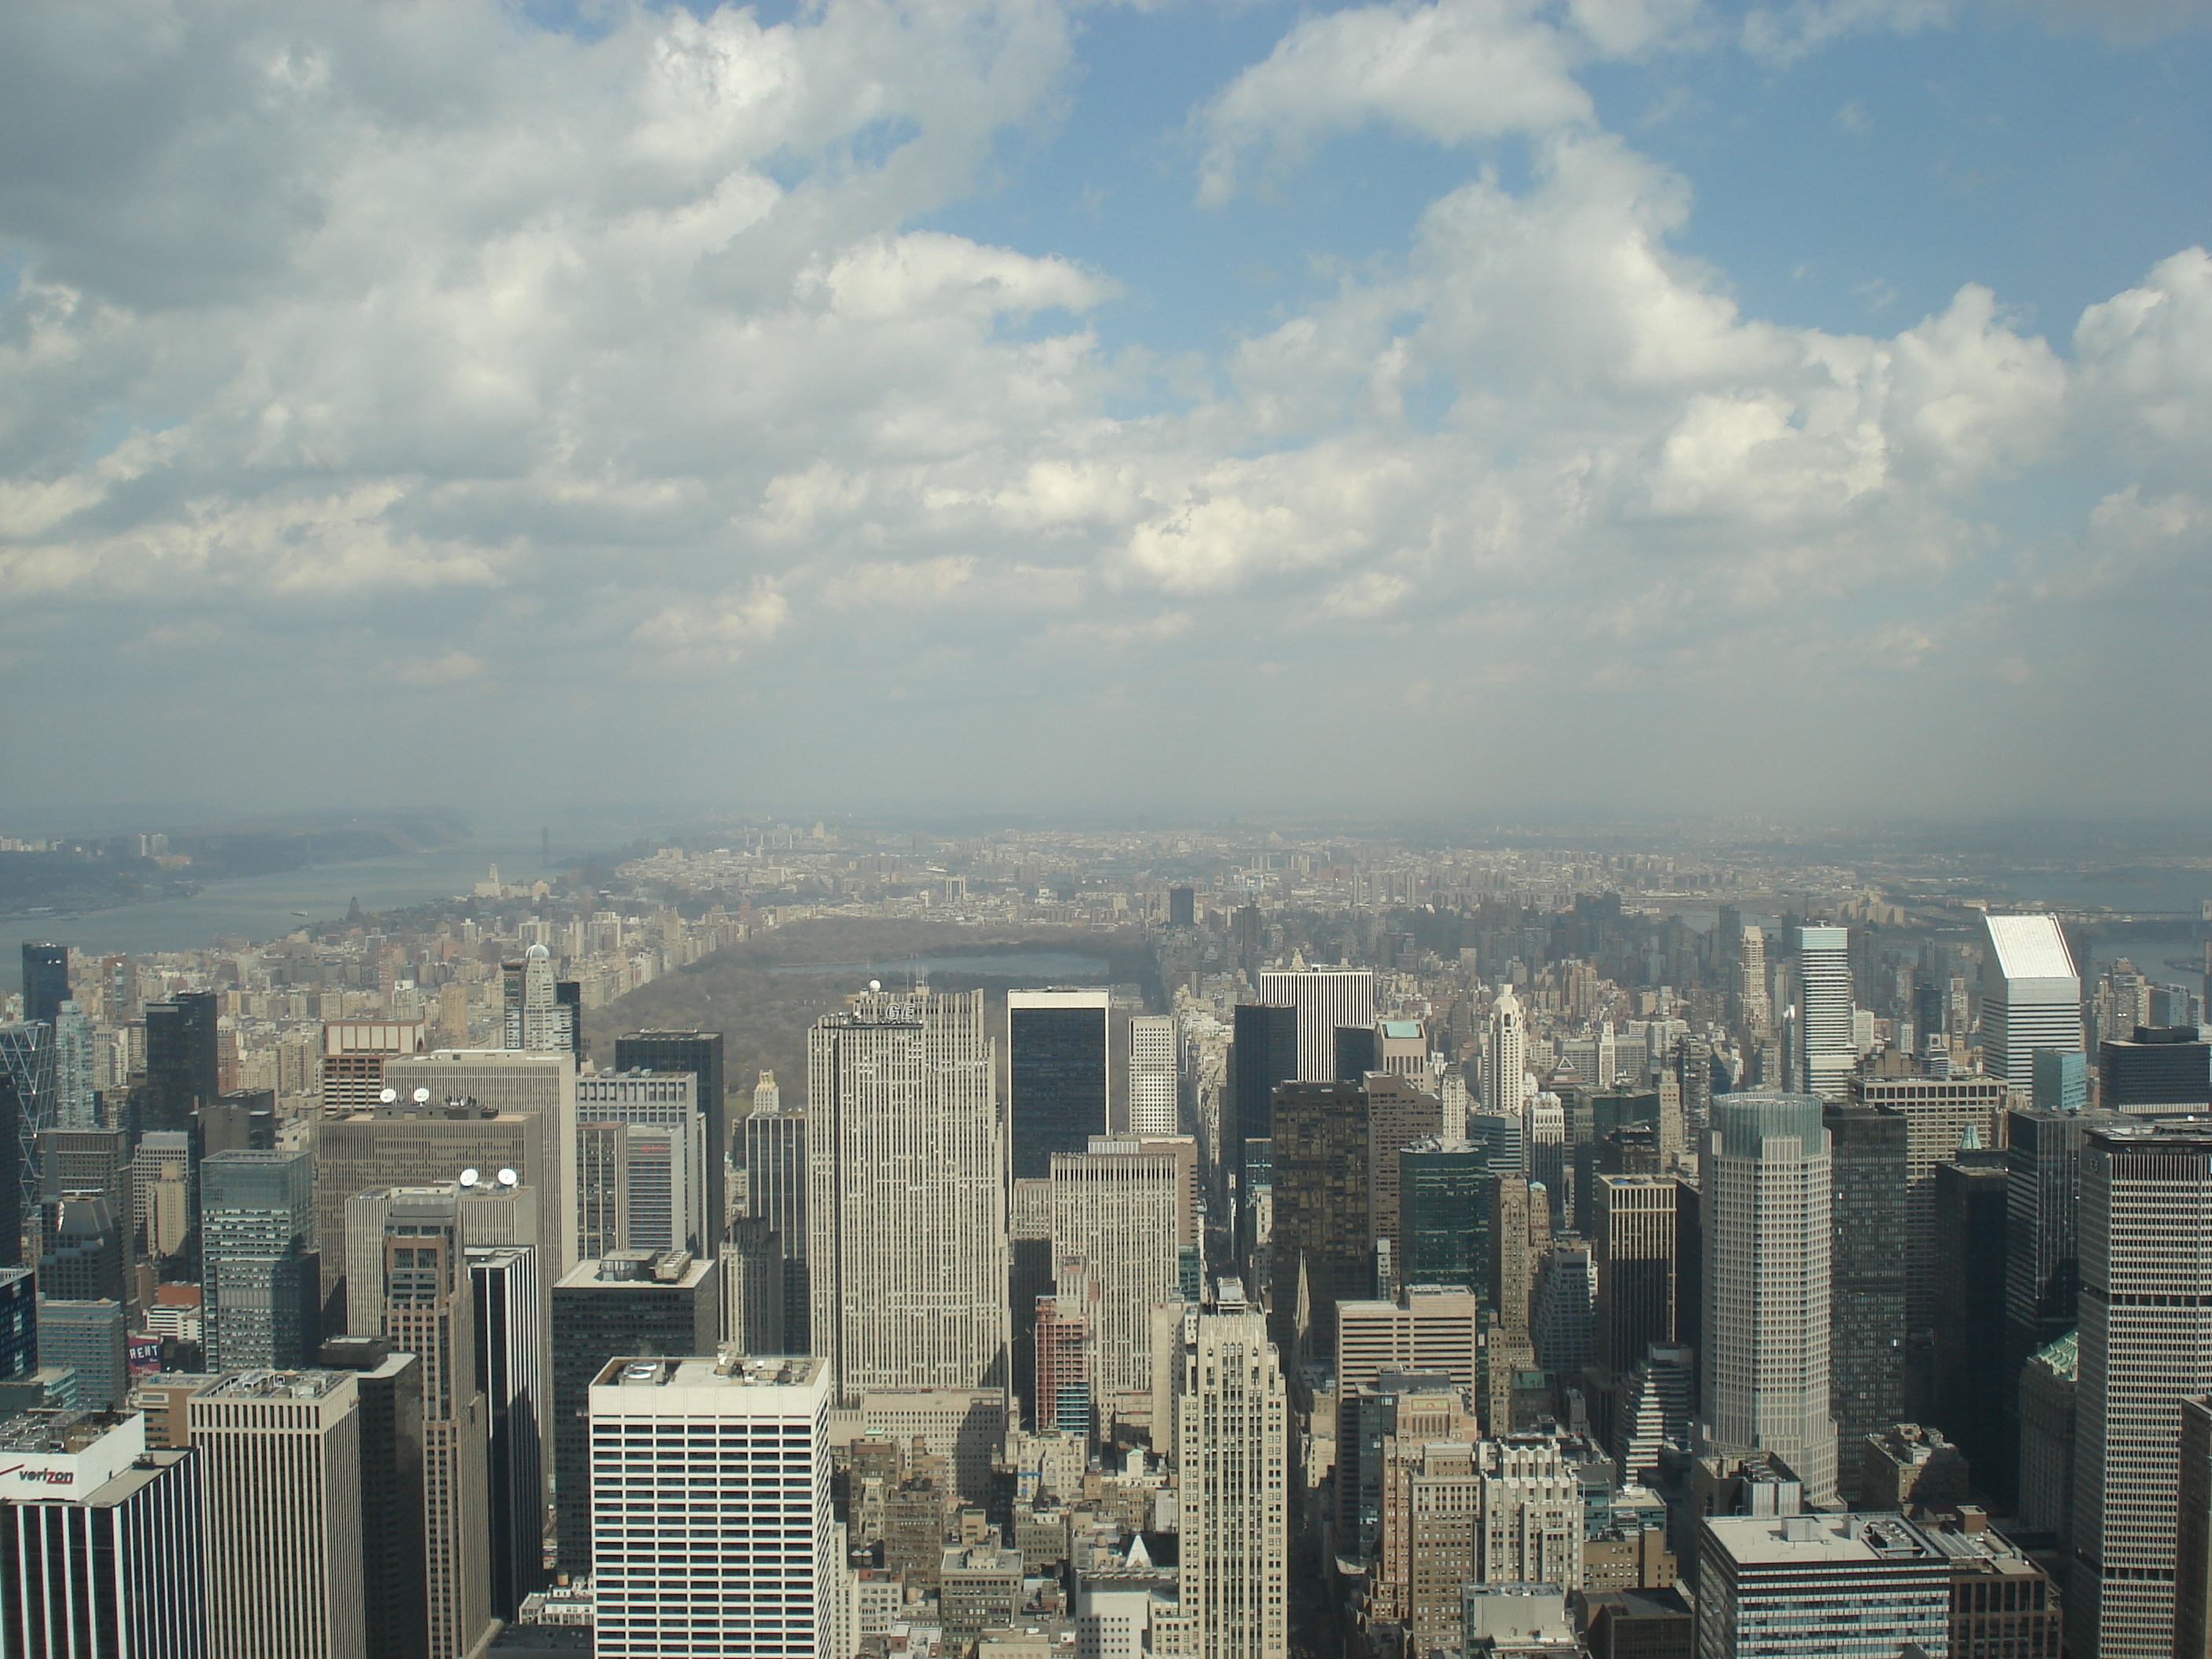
(0, 839), (543, 988)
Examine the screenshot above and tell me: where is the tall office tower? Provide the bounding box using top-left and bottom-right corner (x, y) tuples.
(200, 1148), (317, 1372)
(1166, 1287), (1288, 1659)
(1007, 989), (1110, 1178)
(1478, 1440), (1584, 1588)
(1258, 966), (1375, 1086)
(20, 943), (69, 1029)
(2035, 1049), (2089, 1114)
(1399, 1140), (1489, 1295)
(1049, 1138), (1183, 1429)
(578, 1071), (705, 1252)
(720, 1218), (783, 1354)
(0, 1024), (53, 1265)
(1980, 914), (2085, 1090)
(744, 1104), (808, 1347)
(1490, 1174), (1538, 1340)
(550, 1251), (721, 1575)
(37, 1198), (123, 1304)
(1269, 1079), (1368, 1361)
(1169, 886), (1196, 928)
(2181, 1397), (2212, 1659)
(468, 1243), (547, 1622)
(2100, 1025), (2212, 1116)
(1736, 927), (1771, 1036)
(1617, 1343), (1697, 1480)
(1931, 1155), (2009, 1481)
(38, 1128), (131, 1304)
(1531, 1244), (1595, 1372)
(1591, 1175), (1678, 1379)
(1230, 1003), (1298, 1265)
(1463, 1111), (1522, 1180)
(1699, 1094), (1837, 1505)
(1128, 1016), (1177, 1137)
(1485, 987), (1527, 1115)
(132, 1132), (192, 1263)
(379, 1186), (493, 1659)
(192, 1370), (367, 1659)
(1822, 1102), (1906, 1502)
(501, 945), (573, 1055)
(575, 1119), (632, 1260)
(1034, 1284), (1091, 1434)
(320, 1020), (429, 1115)
(1695, 1513), (1951, 1659)
(1365, 1075), (1443, 1273)
(1009, 1178), (1054, 1426)
(49, 1004), (94, 1133)
(1793, 926), (1856, 1101)
(317, 1336), (429, 1659)
(588, 1352), (834, 1659)
(807, 989), (1009, 1404)
(0, 1268), (31, 1382)
(1848, 1069), (2004, 1333)
(38, 1300), (126, 1409)
(317, 1092), (556, 1324)
(2073, 1121), (2212, 1658)
(142, 991), (218, 1135)
(613, 1031), (727, 1251)
(0, 1409), (204, 1658)
(1375, 1020), (1430, 1080)
(383, 1050), (579, 1276)
(1335, 1024), (1379, 1082)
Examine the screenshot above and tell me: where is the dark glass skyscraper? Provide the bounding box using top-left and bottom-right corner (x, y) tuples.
(20, 943), (68, 1030)
(1005, 991), (1108, 1181)
(1399, 1139), (1489, 1295)
(144, 991), (220, 1136)
(1231, 1003), (1298, 1152)
(1932, 1152), (2009, 1481)
(1825, 1100), (1906, 1503)
(614, 1030), (726, 1247)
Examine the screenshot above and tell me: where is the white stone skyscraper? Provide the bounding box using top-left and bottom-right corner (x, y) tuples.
(2073, 1120), (2212, 1659)
(1128, 1015), (1177, 1137)
(1793, 926), (1856, 1100)
(1258, 965), (1375, 1083)
(1050, 1137), (1185, 1426)
(589, 1352), (835, 1659)
(1737, 926), (1771, 1036)
(1166, 1284), (1287, 1659)
(1486, 986), (1527, 1116)
(807, 988), (1009, 1404)
(1980, 914), (2084, 1090)
(1698, 1093), (1837, 1505)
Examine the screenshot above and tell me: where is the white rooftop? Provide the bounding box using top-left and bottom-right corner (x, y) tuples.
(1983, 914), (2078, 983)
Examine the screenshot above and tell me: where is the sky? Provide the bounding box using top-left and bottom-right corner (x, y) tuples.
(1, 0), (2208, 829)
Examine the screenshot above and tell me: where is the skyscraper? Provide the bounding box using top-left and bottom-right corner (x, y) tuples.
(1848, 1068), (2004, 1333)
(1049, 1137), (1184, 1430)
(0, 1408), (204, 1659)
(1931, 1155), (2009, 1483)
(379, 1185), (493, 1659)
(316, 1335), (430, 1659)
(577, 1070), (705, 1253)
(1268, 1079), (1369, 1360)
(613, 1030), (727, 1251)
(501, 944), (571, 1054)
(19, 943), (69, 1031)
(550, 1250), (720, 1577)
(588, 1352), (835, 1659)
(1007, 989), (1110, 1178)
(1979, 914), (2084, 1091)
(0, 1024), (53, 1266)
(1736, 926), (1771, 1037)
(1698, 1094), (1837, 1505)
(1229, 1003), (1297, 1269)
(2099, 1024), (2212, 1116)
(200, 1148), (318, 1372)
(1364, 1074), (1443, 1276)
(1485, 986), (1527, 1115)
(192, 1369), (367, 1659)
(1128, 1015), (1177, 1137)
(1822, 1101), (1906, 1503)
(1258, 966), (1375, 1086)
(1793, 927), (1855, 1101)
(807, 989), (1009, 1404)
(1398, 1140), (1489, 1295)
(1694, 1513), (1951, 1659)
(1591, 1174), (1678, 1379)
(1166, 1286), (1287, 1659)
(469, 1242), (548, 1622)
(2072, 1120), (2212, 1659)
(142, 991), (219, 1136)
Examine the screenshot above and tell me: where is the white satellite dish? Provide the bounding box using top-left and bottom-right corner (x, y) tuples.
(412, 1087), (431, 1104)
(869, 979), (881, 992)
(379, 1087), (398, 1104)
(459, 1168), (481, 1187)
(497, 1168), (518, 1187)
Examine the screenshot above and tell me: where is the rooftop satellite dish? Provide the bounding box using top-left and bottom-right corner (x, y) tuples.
(459, 1168), (481, 1187)
(412, 1087), (432, 1104)
(379, 1087), (398, 1104)
(496, 1168), (518, 1188)
(869, 979), (881, 992)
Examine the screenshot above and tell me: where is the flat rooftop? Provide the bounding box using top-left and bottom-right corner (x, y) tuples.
(1707, 1514), (1939, 1568)
(0, 1409), (130, 1455)
(596, 1353), (825, 1390)
(198, 1370), (351, 1401)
